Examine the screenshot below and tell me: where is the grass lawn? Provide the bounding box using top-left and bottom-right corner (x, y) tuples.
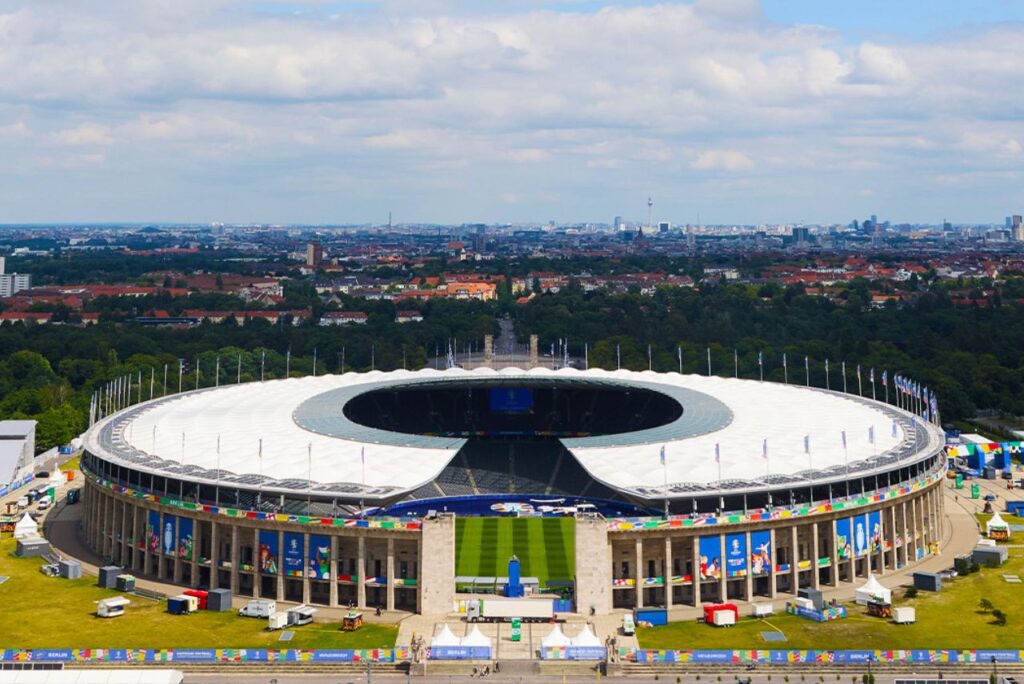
(0, 539), (397, 649)
(639, 551), (1024, 650)
(59, 456), (80, 472)
(456, 517), (574, 585)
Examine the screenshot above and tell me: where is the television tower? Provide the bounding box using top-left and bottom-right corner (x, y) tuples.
(647, 197), (653, 232)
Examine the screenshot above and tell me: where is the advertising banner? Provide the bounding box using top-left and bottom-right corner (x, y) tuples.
(750, 531), (771, 575)
(258, 531), (279, 575)
(161, 514), (176, 556)
(867, 511), (882, 554)
(430, 646), (493, 660)
(853, 515), (869, 557)
(283, 532), (304, 577)
(698, 536), (721, 581)
(177, 518), (194, 561)
(836, 518), (852, 559)
(308, 535), (331, 580)
(725, 533), (747, 578)
(146, 510), (160, 553)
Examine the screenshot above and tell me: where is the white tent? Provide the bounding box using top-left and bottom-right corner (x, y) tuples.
(430, 624), (461, 648)
(569, 624), (602, 648)
(460, 625), (492, 649)
(13, 513), (38, 540)
(854, 574), (892, 605)
(540, 624), (572, 648)
(987, 512), (1011, 538)
(48, 471), (65, 489)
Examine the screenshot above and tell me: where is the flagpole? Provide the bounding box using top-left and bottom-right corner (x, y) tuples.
(825, 359), (830, 391)
(678, 346), (682, 374)
(783, 353), (788, 384)
(707, 348), (711, 376)
(216, 434), (221, 507)
(804, 356), (809, 386)
(734, 349), (738, 378)
(842, 361), (847, 393)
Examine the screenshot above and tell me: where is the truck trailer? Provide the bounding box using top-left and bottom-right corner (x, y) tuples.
(465, 598), (554, 623)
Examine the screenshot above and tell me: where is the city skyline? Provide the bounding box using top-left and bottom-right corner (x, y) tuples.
(1, 0), (1023, 224)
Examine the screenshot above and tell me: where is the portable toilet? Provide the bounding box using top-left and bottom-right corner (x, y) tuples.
(504, 555), (524, 598)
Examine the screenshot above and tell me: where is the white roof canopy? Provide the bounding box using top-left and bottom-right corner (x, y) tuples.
(430, 624), (461, 647)
(541, 624), (572, 648)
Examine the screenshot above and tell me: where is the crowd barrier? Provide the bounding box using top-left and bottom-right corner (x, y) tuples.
(0, 473), (36, 499)
(0, 648), (406, 663)
(630, 649), (1024, 664)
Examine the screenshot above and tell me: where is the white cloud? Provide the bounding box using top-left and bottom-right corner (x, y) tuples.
(691, 149), (755, 171)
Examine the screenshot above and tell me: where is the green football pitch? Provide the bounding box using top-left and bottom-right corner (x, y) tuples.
(455, 517), (575, 585)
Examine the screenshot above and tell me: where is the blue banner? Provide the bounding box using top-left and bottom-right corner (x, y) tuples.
(853, 515), (868, 556)
(168, 649), (217, 662)
(177, 518), (194, 561)
(146, 510), (160, 553)
(161, 514), (176, 556)
(258, 531), (279, 575)
(309, 535), (331, 580)
(283, 532), (304, 577)
(725, 533), (747, 578)
(868, 511), (882, 554)
(750, 530), (771, 575)
(836, 518), (852, 559)
(698, 536), (721, 581)
(430, 646), (492, 660)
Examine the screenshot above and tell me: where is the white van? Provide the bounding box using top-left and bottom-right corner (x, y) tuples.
(36, 495), (52, 511)
(239, 599), (276, 618)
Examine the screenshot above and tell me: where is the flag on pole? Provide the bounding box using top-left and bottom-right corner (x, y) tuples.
(660, 445), (666, 465)
(361, 446), (366, 465)
(892, 420), (898, 438)
(762, 438), (768, 459)
(782, 353), (787, 368)
(758, 351), (763, 367)
(714, 443), (720, 463)
(803, 435), (810, 454)
(882, 370), (888, 387)
(258, 438), (263, 458)
(870, 368), (875, 383)
(841, 430), (847, 449)
(868, 425), (875, 444)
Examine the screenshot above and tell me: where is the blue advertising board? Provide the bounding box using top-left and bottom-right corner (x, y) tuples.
(161, 514), (176, 556)
(430, 646), (493, 660)
(750, 530), (771, 575)
(725, 533), (747, 578)
(146, 510), (160, 553)
(698, 536), (721, 581)
(177, 517), (194, 561)
(853, 515), (868, 557)
(258, 531), (279, 575)
(308, 535), (331, 580)
(867, 511), (882, 553)
(836, 518), (852, 559)
(283, 532), (304, 577)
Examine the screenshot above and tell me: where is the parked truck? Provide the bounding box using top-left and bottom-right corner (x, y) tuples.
(465, 598), (554, 623)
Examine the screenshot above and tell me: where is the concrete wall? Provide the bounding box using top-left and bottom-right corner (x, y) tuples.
(574, 515), (612, 615)
(418, 514), (456, 615)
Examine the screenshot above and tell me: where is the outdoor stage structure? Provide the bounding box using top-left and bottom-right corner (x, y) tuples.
(80, 367), (947, 615)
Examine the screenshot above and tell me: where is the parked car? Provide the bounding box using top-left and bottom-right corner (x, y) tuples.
(36, 495), (52, 511)
(1001, 471), (1014, 480)
(35, 471), (49, 480)
(983, 494), (997, 501)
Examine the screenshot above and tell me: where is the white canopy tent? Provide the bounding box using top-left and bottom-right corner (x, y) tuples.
(540, 624), (572, 648)
(430, 624), (462, 648)
(854, 574), (892, 605)
(987, 512), (1011, 538)
(460, 625), (492, 649)
(13, 513), (38, 539)
(48, 471), (65, 489)
(569, 624), (602, 647)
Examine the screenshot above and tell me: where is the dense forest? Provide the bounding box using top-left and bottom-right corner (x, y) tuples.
(2, 277), (1023, 452)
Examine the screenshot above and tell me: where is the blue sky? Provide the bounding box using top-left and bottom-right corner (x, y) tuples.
(0, 0), (1022, 225)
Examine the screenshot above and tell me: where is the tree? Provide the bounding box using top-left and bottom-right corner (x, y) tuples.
(979, 597), (994, 613)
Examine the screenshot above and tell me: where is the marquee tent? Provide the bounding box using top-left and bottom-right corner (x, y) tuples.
(855, 574), (892, 605)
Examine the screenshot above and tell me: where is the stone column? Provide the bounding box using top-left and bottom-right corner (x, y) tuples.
(887, 505), (898, 570)
(768, 528), (777, 598)
(143, 508), (153, 577)
(357, 535), (367, 608)
(790, 525), (800, 592)
(386, 537), (395, 612)
(691, 536), (702, 606)
(718, 534), (727, 601)
(483, 335), (494, 368)
(303, 532), (312, 604)
(744, 531), (754, 600)
(276, 530), (285, 601)
(573, 516), (611, 615)
(210, 522), (220, 590)
(329, 536), (339, 607)
(101, 493), (111, 558)
(173, 516), (183, 584)
(830, 518), (840, 587)
(529, 334), (539, 368)
(664, 536), (674, 609)
(190, 521), (200, 588)
(252, 527), (261, 599)
(118, 499), (128, 565)
(811, 522), (821, 589)
(634, 537), (644, 608)
(230, 526), (240, 595)
(157, 512), (166, 580)
(419, 516), (456, 615)
(131, 505), (140, 571)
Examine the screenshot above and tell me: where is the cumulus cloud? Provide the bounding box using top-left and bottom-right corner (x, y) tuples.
(0, 1), (1022, 222)
(691, 149), (755, 171)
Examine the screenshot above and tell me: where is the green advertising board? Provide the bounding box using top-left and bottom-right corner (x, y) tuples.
(971, 483), (980, 499)
(511, 617), (521, 642)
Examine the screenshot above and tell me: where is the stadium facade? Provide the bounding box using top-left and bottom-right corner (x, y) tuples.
(80, 368), (947, 615)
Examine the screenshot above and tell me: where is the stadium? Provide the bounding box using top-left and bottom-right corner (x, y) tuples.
(80, 366), (947, 615)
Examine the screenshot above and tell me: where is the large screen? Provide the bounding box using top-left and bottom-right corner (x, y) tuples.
(489, 387), (534, 414)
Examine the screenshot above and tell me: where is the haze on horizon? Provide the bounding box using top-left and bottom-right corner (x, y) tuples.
(1, 0), (1023, 226)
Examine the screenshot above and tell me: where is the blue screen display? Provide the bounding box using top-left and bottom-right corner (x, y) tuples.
(489, 388), (534, 413)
